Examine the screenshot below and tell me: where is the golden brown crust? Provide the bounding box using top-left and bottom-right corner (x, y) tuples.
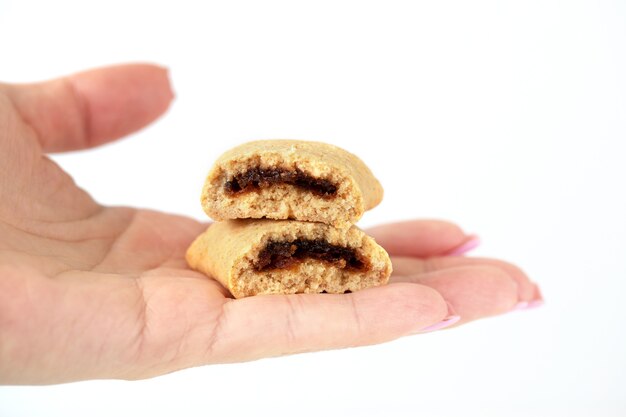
(200, 140), (383, 228)
(185, 220), (392, 298)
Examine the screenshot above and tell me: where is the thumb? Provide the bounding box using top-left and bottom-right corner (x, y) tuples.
(1, 63), (174, 153)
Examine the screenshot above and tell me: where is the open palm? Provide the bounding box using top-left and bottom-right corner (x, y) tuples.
(0, 64), (541, 384)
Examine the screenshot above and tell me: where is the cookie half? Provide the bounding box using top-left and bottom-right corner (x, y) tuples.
(200, 140), (383, 228)
(186, 220), (392, 298)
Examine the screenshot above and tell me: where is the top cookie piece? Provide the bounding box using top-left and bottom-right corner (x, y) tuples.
(201, 140), (383, 228)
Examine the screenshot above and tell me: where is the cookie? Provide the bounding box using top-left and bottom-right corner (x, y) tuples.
(200, 140), (383, 228)
(186, 219), (392, 298)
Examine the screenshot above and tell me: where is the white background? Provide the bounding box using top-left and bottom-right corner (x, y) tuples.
(1, 0), (625, 416)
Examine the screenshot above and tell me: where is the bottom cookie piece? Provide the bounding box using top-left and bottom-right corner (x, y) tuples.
(186, 219), (392, 298)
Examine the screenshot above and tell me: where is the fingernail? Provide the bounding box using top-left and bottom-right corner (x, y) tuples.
(532, 284), (544, 302)
(162, 66), (176, 100)
(446, 235), (481, 256)
(513, 301), (529, 311)
(513, 284), (545, 311)
(419, 301), (460, 332)
(513, 299), (544, 311)
(525, 299), (544, 309)
(420, 315), (461, 332)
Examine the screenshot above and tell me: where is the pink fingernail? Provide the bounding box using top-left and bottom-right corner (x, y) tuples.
(420, 315), (461, 332)
(514, 284), (545, 311)
(513, 299), (544, 311)
(525, 300), (544, 309)
(532, 284), (544, 303)
(446, 235), (481, 256)
(513, 301), (529, 311)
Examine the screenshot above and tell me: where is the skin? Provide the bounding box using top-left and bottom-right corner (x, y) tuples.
(0, 64), (541, 385)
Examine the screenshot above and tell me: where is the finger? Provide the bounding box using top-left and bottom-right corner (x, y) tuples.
(390, 256), (536, 302)
(204, 283), (448, 363)
(1, 63), (174, 152)
(526, 283), (545, 309)
(366, 219), (475, 257)
(393, 266), (520, 324)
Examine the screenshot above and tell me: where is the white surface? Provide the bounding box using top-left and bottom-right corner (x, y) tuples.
(1, 0), (625, 416)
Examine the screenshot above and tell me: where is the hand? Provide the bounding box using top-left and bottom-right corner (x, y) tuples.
(0, 64), (541, 385)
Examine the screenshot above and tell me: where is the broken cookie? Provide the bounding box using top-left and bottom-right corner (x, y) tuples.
(200, 140), (383, 228)
(185, 219), (392, 298)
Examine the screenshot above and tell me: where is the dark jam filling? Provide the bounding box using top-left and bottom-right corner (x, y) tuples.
(224, 168), (337, 197)
(255, 239), (367, 271)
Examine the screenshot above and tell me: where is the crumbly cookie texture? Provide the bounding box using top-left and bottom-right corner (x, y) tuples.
(201, 140), (383, 228)
(186, 220), (392, 299)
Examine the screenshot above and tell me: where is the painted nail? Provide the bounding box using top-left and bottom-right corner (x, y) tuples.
(420, 315), (461, 332)
(513, 301), (529, 311)
(532, 284), (544, 302)
(416, 301), (460, 333)
(162, 66), (176, 100)
(513, 299), (544, 311)
(446, 235), (481, 256)
(514, 284), (545, 311)
(525, 299), (545, 309)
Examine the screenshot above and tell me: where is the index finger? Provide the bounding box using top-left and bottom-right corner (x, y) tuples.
(1, 63), (173, 153)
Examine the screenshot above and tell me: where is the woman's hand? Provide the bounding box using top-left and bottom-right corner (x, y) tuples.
(0, 64), (541, 384)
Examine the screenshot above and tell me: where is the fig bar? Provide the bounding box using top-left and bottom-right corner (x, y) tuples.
(186, 220), (392, 299)
(255, 239), (366, 271)
(225, 167), (338, 198)
(200, 140), (383, 228)
(188, 139), (392, 298)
